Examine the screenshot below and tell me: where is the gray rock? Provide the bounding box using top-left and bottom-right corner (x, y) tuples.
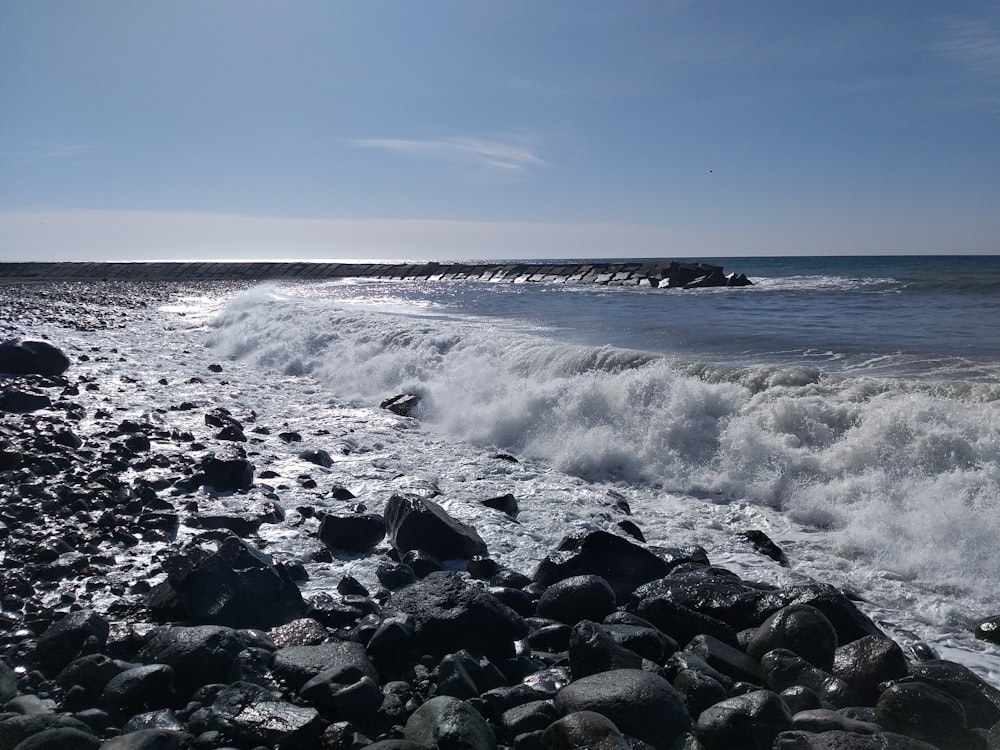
(100, 665), (175, 717)
(0, 715), (94, 750)
(299, 666), (383, 722)
(791, 709), (880, 735)
(404, 696), (497, 750)
(8, 727), (99, 750)
(34, 610), (109, 677)
(97, 729), (193, 750)
(555, 668), (690, 749)
(187, 681), (322, 749)
(831, 636), (909, 706)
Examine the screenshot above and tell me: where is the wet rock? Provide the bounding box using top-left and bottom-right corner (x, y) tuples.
(100, 664), (176, 717)
(737, 529), (789, 566)
(534, 530), (688, 601)
(790, 709), (880, 735)
(33, 610), (109, 677)
(482, 493), (519, 519)
(567, 620), (645, 679)
(140, 625), (249, 698)
(154, 536), (305, 629)
(299, 448), (334, 468)
(761, 649), (859, 709)
(404, 695), (497, 750)
(318, 512), (386, 553)
(270, 641), (377, 692)
(401, 549), (445, 577)
(268, 618), (331, 648)
(388, 571), (527, 659)
(0, 389), (51, 413)
(0, 339), (70, 376)
(384, 494), (488, 560)
(187, 512), (262, 537)
(772, 730), (936, 749)
(536, 575), (616, 626)
(875, 680), (985, 749)
(694, 689), (793, 750)
(381, 394), (421, 418)
(746, 604), (839, 671)
(630, 596), (740, 648)
(0, 659), (17, 703)
(685, 634), (763, 685)
(54, 654), (123, 706)
(375, 561), (418, 590)
(600, 622), (678, 664)
(541, 710), (629, 750)
(498, 700), (560, 742)
(5, 726), (101, 750)
(299, 664), (383, 722)
(187, 681), (322, 749)
(0, 714), (96, 749)
(972, 614), (1000, 645)
(673, 667), (728, 719)
(906, 659), (1000, 729)
(554, 668), (690, 749)
(831, 635), (909, 706)
(98, 728), (193, 750)
(192, 446), (254, 492)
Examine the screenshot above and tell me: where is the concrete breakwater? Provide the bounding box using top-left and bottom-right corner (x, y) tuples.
(0, 259), (751, 288)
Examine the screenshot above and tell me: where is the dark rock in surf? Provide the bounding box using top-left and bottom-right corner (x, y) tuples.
(906, 659), (1000, 729)
(382, 393), (421, 418)
(153, 536), (305, 629)
(300, 448), (334, 468)
(384, 494), (488, 560)
(533, 530), (682, 601)
(972, 614), (1000, 645)
(555, 669), (690, 749)
(188, 446), (254, 492)
(0, 339), (71, 376)
(738, 529), (789, 566)
(482, 492), (519, 519)
(388, 571), (527, 659)
(319, 512), (386, 552)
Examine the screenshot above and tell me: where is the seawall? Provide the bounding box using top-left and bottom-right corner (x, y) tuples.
(0, 260), (751, 288)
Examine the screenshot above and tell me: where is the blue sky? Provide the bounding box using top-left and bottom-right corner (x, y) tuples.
(2, 1), (999, 261)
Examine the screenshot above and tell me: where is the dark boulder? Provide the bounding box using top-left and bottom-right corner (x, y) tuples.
(694, 689), (793, 750)
(34, 609), (109, 677)
(3, 727), (100, 750)
(404, 696), (496, 750)
(536, 575), (616, 626)
(554, 669), (690, 749)
(534, 530), (683, 601)
(760, 649), (859, 709)
(187, 681), (322, 749)
(0, 389), (51, 413)
(139, 625), (249, 698)
(541, 711), (630, 750)
(270, 641), (377, 692)
(906, 659), (1000, 729)
(0, 715), (96, 750)
(601, 623), (678, 664)
(498, 700), (560, 742)
(482, 493), (519, 519)
(673, 667), (728, 719)
(972, 614), (1000, 645)
(685, 634), (763, 685)
(772, 730), (937, 749)
(299, 449), (334, 468)
(388, 571), (527, 659)
(98, 729), (194, 750)
(567, 621), (646, 679)
(875, 681), (985, 749)
(737, 529), (789, 566)
(746, 604), (838, 671)
(831, 636), (909, 706)
(0, 339), (70, 376)
(299, 664), (383, 722)
(100, 664), (176, 717)
(154, 536), (305, 629)
(384, 494), (488, 560)
(318, 512), (386, 552)
(630, 595), (740, 648)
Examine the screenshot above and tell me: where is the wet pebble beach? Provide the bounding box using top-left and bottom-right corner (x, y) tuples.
(2, 280), (1000, 750)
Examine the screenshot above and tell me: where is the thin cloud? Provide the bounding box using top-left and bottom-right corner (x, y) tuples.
(939, 18), (1000, 79)
(351, 136), (547, 173)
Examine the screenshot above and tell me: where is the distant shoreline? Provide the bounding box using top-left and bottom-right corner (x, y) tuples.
(0, 259), (751, 288)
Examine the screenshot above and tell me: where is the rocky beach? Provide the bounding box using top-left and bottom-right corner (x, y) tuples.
(3, 280), (1000, 750)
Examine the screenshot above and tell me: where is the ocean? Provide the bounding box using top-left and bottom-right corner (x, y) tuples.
(12, 254), (999, 685)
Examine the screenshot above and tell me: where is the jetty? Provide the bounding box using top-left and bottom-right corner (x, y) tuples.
(0, 259), (751, 288)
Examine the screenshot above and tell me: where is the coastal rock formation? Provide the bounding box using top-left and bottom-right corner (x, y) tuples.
(0, 338), (71, 376)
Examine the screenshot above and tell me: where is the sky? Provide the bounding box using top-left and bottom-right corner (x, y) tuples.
(1, 1), (999, 262)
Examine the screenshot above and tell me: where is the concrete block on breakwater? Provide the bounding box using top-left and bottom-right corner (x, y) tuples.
(0, 259), (752, 288)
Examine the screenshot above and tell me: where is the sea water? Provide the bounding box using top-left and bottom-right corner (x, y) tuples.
(197, 255), (1000, 682)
